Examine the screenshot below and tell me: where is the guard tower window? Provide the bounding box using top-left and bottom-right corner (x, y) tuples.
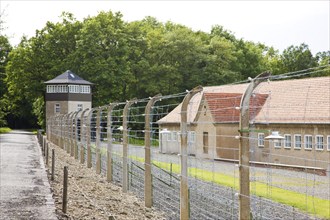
(77, 104), (83, 111)
(55, 103), (60, 113)
(69, 85), (80, 93)
(80, 85), (91, 94)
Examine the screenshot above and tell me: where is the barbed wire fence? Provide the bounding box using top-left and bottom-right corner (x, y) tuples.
(45, 65), (330, 220)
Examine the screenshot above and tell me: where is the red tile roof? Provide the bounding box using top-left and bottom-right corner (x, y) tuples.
(204, 93), (268, 123)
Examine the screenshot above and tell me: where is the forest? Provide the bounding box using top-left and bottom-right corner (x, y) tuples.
(0, 11), (329, 128)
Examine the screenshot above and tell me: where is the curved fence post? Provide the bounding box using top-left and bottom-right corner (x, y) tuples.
(96, 107), (102, 174)
(80, 108), (89, 164)
(144, 94), (162, 208)
(59, 115), (64, 149)
(238, 72), (270, 220)
(180, 86), (202, 220)
(87, 108), (94, 168)
(69, 112), (75, 155)
(107, 102), (118, 182)
(74, 110), (82, 159)
(122, 98), (137, 193)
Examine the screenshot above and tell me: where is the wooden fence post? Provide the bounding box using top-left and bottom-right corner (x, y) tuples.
(62, 166), (68, 213)
(46, 142), (49, 166)
(51, 149), (55, 181)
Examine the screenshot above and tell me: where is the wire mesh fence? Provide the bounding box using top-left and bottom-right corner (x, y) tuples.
(46, 66), (330, 220)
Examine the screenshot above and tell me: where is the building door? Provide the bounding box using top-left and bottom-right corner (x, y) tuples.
(203, 132), (208, 154)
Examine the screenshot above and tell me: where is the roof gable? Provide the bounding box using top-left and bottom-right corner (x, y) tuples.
(204, 93), (268, 123)
(44, 70), (93, 85)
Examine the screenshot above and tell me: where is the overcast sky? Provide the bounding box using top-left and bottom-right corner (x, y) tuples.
(1, 1), (329, 55)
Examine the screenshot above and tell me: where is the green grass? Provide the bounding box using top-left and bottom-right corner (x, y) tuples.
(133, 155), (330, 219)
(86, 146), (329, 218)
(0, 127), (11, 134)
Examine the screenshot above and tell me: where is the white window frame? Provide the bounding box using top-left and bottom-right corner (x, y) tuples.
(294, 134), (302, 149)
(55, 103), (60, 113)
(172, 131), (177, 141)
(284, 134), (292, 149)
(315, 135), (324, 150)
(258, 133), (264, 147)
(80, 85), (91, 94)
(304, 135), (313, 150)
(69, 85), (80, 93)
(327, 135), (330, 151)
(274, 139), (282, 148)
(167, 132), (172, 141)
(190, 131), (195, 143)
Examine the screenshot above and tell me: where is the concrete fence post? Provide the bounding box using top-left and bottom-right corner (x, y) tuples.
(144, 94), (161, 208)
(96, 107), (102, 174)
(122, 98), (137, 193)
(106, 103), (118, 182)
(70, 112), (76, 156)
(73, 110), (81, 159)
(65, 113), (71, 153)
(238, 72), (270, 220)
(180, 86), (202, 220)
(80, 108), (89, 164)
(87, 108), (94, 168)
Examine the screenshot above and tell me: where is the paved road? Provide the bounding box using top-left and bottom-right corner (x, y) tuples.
(0, 130), (57, 219)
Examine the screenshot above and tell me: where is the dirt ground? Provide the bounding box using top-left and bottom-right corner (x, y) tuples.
(45, 143), (165, 220)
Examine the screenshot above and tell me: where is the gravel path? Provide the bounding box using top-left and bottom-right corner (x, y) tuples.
(45, 141), (165, 219)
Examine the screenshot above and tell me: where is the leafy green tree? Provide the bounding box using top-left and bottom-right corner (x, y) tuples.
(4, 13), (81, 128)
(73, 11), (132, 105)
(0, 35), (11, 126)
(280, 43), (318, 72)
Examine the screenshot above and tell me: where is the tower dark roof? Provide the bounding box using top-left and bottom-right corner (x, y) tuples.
(44, 70), (93, 85)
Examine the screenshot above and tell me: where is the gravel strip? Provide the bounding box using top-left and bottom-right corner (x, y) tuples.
(45, 143), (165, 220)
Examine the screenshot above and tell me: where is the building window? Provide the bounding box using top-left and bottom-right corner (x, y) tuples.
(304, 135), (313, 150)
(172, 132), (177, 141)
(80, 85), (91, 94)
(77, 104), (83, 111)
(47, 85), (68, 93)
(167, 132), (172, 141)
(327, 136), (330, 151)
(258, 133), (264, 147)
(284, 134), (292, 148)
(294, 135), (302, 149)
(55, 103), (60, 113)
(274, 139), (282, 148)
(315, 135), (324, 150)
(190, 131), (195, 143)
(69, 85), (80, 93)
(203, 132), (208, 154)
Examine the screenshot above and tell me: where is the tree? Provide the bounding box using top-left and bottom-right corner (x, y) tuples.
(4, 13), (81, 128)
(0, 36), (11, 126)
(280, 43), (318, 73)
(73, 11), (132, 105)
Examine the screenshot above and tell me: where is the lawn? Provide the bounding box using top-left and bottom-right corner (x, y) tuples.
(0, 127), (11, 134)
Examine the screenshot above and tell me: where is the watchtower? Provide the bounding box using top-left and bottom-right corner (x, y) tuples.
(45, 70), (93, 121)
